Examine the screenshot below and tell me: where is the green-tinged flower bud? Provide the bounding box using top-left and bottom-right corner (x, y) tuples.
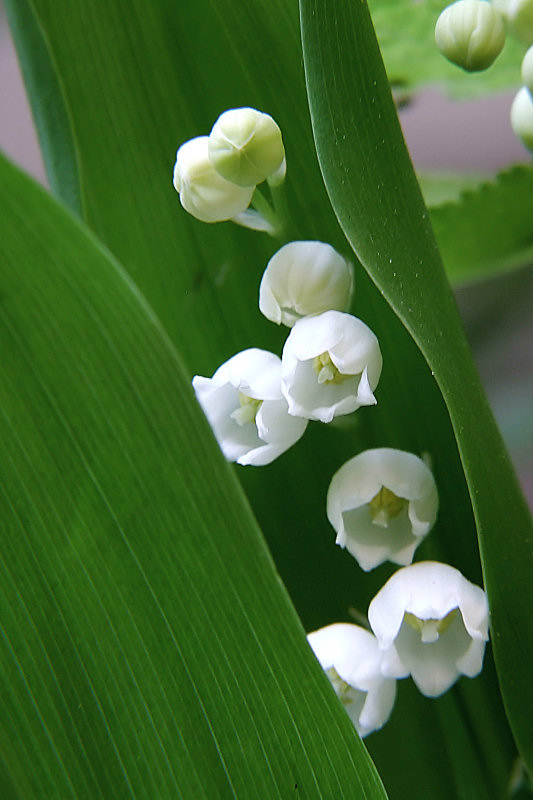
(492, 0), (533, 44)
(522, 45), (533, 90)
(173, 136), (254, 223)
(510, 86), (533, 150)
(208, 107), (285, 187)
(435, 1), (506, 71)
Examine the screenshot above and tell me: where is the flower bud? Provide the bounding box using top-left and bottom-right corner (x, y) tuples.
(435, 0), (506, 71)
(259, 241), (354, 328)
(173, 136), (254, 223)
(492, 0), (533, 44)
(208, 107), (285, 187)
(522, 45), (533, 90)
(510, 86), (533, 151)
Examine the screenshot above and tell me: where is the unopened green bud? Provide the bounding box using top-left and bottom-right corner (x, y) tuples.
(208, 107), (285, 187)
(522, 45), (533, 90)
(435, 0), (506, 71)
(510, 86), (533, 150)
(492, 0), (533, 45)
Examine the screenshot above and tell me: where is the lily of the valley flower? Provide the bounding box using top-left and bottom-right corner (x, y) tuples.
(259, 241), (354, 327)
(308, 623), (396, 737)
(522, 45), (533, 90)
(327, 449), (438, 571)
(435, 1), (506, 72)
(173, 136), (254, 223)
(368, 561), (489, 697)
(281, 310), (382, 423)
(511, 86), (533, 151)
(208, 107), (285, 188)
(192, 348), (307, 466)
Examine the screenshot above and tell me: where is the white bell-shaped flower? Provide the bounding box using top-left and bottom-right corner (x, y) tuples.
(522, 45), (533, 90)
(327, 449), (439, 571)
(173, 136), (254, 223)
(307, 623), (396, 738)
(368, 562), (489, 697)
(511, 87), (533, 151)
(492, 0), (533, 44)
(208, 107), (285, 187)
(280, 310), (382, 423)
(192, 348), (308, 466)
(435, 1), (506, 72)
(259, 241), (354, 328)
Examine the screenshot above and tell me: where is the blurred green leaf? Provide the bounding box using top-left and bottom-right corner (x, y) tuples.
(300, 0), (533, 777)
(430, 167), (533, 284)
(0, 152), (389, 798)
(9, 0), (522, 796)
(369, 0), (525, 98)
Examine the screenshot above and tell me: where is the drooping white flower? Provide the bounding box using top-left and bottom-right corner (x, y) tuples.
(435, 1), (506, 72)
(259, 241), (354, 328)
(327, 449), (439, 571)
(173, 136), (254, 223)
(510, 87), (533, 151)
(280, 310), (382, 423)
(307, 623), (396, 738)
(192, 349), (307, 466)
(492, 0), (533, 44)
(522, 45), (533, 91)
(368, 562), (489, 698)
(208, 107), (285, 187)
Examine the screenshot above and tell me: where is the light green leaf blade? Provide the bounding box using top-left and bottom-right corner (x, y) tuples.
(300, 0), (533, 774)
(0, 152), (388, 798)
(430, 166), (533, 284)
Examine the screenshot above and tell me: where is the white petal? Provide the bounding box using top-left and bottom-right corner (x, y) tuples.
(173, 136), (254, 223)
(327, 449), (438, 571)
(368, 562), (489, 695)
(308, 623), (397, 737)
(258, 241), (354, 327)
(281, 311), (382, 422)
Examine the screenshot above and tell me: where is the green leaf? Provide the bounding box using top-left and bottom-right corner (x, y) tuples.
(11, 0), (521, 796)
(430, 167), (533, 284)
(5, 0), (81, 213)
(369, 0), (525, 98)
(0, 152), (388, 798)
(300, 0), (533, 776)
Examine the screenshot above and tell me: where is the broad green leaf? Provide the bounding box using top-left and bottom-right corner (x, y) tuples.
(0, 152), (388, 798)
(369, 0), (525, 98)
(11, 0), (520, 796)
(300, 0), (533, 776)
(430, 166), (533, 283)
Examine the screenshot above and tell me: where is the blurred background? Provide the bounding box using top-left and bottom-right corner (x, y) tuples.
(1, 5), (531, 506)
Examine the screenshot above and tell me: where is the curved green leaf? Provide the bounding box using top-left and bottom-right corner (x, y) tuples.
(300, 0), (533, 773)
(0, 153), (387, 798)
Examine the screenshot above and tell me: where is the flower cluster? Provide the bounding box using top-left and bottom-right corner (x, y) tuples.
(434, 1), (533, 151)
(174, 109), (490, 740)
(173, 107), (286, 232)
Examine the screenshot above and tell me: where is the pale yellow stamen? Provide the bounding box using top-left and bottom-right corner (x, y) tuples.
(312, 351), (350, 385)
(404, 609), (459, 643)
(230, 392), (262, 426)
(368, 486), (408, 528)
(326, 667), (355, 707)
